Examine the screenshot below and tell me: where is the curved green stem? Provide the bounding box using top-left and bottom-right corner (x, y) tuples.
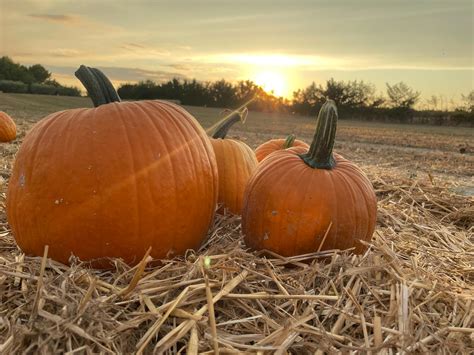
(211, 107), (248, 139)
(90, 67), (121, 104)
(299, 100), (338, 169)
(282, 134), (296, 148)
(75, 65), (121, 107)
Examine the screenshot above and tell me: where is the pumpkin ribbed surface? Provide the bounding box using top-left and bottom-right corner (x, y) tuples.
(0, 111), (17, 142)
(7, 100), (218, 267)
(255, 138), (308, 162)
(242, 151), (377, 255)
(211, 138), (257, 214)
(242, 101), (377, 256)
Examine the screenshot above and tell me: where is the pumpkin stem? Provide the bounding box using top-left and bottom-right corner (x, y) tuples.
(75, 65), (121, 107)
(299, 100), (338, 169)
(282, 134), (296, 149)
(211, 107), (248, 139)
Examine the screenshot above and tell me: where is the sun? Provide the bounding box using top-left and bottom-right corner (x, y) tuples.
(254, 71), (286, 97)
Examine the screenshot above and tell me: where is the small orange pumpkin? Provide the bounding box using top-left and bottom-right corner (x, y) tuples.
(7, 66), (218, 267)
(242, 100), (377, 256)
(0, 112), (17, 142)
(210, 108), (257, 214)
(255, 134), (309, 162)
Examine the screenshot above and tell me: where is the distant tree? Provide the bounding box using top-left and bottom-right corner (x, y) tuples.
(291, 82), (325, 115)
(438, 95), (448, 112)
(117, 83), (138, 99)
(291, 79), (377, 115)
(386, 82), (420, 108)
(28, 64), (51, 83)
(426, 95), (439, 110)
(235, 80), (260, 102)
(0, 56), (34, 83)
(370, 93), (385, 108)
(322, 79), (376, 107)
(180, 79), (211, 106)
(460, 91), (474, 112)
(209, 79), (237, 107)
(44, 78), (62, 87)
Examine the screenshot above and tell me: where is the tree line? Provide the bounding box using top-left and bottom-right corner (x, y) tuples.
(1, 56), (472, 125)
(118, 78), (473, 125)
(0, 56), (80, 96)
(118, 79), (289, 113)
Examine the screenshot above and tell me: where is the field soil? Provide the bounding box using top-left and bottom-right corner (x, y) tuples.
(2, 93), (473, 191)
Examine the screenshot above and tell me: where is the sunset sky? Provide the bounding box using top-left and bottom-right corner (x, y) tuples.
(1, 0), (472, 104)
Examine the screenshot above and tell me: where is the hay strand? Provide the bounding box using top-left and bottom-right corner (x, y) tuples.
(0, 161), (472, 353)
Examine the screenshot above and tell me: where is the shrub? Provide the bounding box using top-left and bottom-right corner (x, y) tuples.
(56, 86), (81, 96)
(0, 80), (28, 93)
(29, 83), (58, 95)
(450, 112), (474, 126)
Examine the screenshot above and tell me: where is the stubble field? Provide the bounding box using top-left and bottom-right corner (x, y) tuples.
(0, 93), (472, 353)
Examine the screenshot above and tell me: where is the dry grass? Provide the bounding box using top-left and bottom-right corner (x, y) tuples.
(0, 172), (473, 353)
(0, 93), (473, 353)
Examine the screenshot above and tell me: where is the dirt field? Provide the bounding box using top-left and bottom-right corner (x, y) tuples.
(1, 93), (473, 190)
(0, 93), (472, 353)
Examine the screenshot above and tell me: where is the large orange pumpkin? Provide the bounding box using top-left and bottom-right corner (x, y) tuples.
(242, 100), (377, 256)
(0, 111), (17, 142)
(210, 108), (257, 214)
(255, 134), (309, 162)
(7, 66), (218, 267)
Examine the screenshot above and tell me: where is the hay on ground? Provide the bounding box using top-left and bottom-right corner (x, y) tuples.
(0, 172), (473, 354)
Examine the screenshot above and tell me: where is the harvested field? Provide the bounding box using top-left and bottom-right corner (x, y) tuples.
(0, 93), (473, 353)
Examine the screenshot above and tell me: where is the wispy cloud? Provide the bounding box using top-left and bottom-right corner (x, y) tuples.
(10, 52), (35, 58)
(49, 49), (83, 58)
(26, 12), (123, 32)
(177, 45), (192, 51)
(166, 63), (192, 71)
(48, 65), (185, 83)
(28, 14), (78, 23)
(191, 52), (474, 71)
(192, 53), (355, 71)
(120, 43), (170, 57)
(191, 10), (307, 25)
(122, 43), (146, 49)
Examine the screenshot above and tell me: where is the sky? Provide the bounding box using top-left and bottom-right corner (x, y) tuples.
(1, 0), (473, 105)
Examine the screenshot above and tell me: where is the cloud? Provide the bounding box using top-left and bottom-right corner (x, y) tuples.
(192, 53), (350, 70)
(122, 43), (146, 49)
(190, 52), (474, 72)
(165, 63), (192, 71)
(26, 12), (122, 32)
(121, 67), (185, 81)
(120, 43), (170, 58)
(28, 14), (77, 23)
(163, 60), (242, 79)
(48, 65), (186, 83)
(50, 49), (83, 58)
(9, 52), (35, 58)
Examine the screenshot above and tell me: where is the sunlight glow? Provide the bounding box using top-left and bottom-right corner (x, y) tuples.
(205, 53), (341, 68)
(254, 71), (287, 97)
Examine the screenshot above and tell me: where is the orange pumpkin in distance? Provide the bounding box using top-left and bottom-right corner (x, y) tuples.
(0, 111), (17, 142)
(242, 100), (377, 256)
(7, 66), (218, 268)
(255, 134), (308, 162)
(210, 108), (257, 214)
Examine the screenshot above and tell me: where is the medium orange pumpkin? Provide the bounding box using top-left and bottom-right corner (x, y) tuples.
(0, 111), (17, 142)
(210, 108), (257, 214)
(255, 134), (309, 162)
(7, 66), (218, 267)
(242, 100), (377, 256)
